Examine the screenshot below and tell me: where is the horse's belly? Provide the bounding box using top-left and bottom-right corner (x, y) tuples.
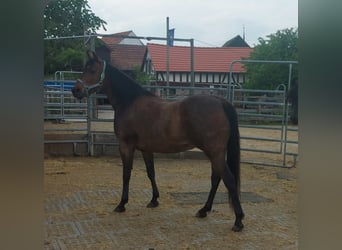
(136, 140), (194, 153)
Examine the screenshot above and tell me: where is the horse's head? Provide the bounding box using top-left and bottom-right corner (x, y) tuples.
(72, 51), (107, 100)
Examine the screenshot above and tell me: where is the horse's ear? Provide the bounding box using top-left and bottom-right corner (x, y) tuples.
(87, 50), (99, 61)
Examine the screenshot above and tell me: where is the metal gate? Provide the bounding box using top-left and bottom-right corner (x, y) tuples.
(228, 60), (298, 167)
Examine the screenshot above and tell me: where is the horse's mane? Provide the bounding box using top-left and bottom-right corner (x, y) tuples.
(106, 63), (154, 107)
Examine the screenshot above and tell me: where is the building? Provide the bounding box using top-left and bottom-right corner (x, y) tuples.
(95, 31), (253, 97)
(143, 43), (253, 96)
(96, 31), (146, 78)
(222, 35), (250, 48)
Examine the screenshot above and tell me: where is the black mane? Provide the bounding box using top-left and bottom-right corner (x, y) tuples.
(106, 64), (154, 108)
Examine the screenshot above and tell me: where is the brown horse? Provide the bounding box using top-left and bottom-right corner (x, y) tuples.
(72, 51), (244, 231)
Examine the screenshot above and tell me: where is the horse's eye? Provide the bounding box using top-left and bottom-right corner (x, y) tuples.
(85, 65), (96, 74)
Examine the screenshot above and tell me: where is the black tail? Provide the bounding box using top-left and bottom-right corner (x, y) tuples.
(223, 101), (241, 197)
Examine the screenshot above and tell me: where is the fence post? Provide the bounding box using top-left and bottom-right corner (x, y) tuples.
(282, 63), (293, 167)
(87, 95), (93, 156)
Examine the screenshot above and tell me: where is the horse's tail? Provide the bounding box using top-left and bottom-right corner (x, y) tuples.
(223, 101), (241, 198)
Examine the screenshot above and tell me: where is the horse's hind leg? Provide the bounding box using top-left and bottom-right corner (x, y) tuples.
(210, 155), (244, 232)
(221, 164), (244, 231)
(196, 169), (221, 218)
(142, 151), (159, 208)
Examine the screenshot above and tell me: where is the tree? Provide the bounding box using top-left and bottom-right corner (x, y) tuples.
(44, 0), (107, 75)
(132, 65), (156, 85)
(244, 28), (298, 90)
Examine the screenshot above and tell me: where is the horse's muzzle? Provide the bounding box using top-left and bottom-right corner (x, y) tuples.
(71, 87), (81, 99)
(72, 83), (86, 100)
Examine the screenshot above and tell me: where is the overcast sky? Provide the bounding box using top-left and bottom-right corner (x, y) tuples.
(88, 0), (298, 47)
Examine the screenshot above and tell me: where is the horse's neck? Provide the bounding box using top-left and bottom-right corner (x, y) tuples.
(103, 66), (144, 112)
(104, 88), (119, 111)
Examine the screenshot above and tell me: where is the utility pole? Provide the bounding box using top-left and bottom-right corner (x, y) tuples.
(243, 25), (246, 41)
(166, 17), (170, 98)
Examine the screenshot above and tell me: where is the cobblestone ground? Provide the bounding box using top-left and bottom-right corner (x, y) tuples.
(44, 157), (298, 249)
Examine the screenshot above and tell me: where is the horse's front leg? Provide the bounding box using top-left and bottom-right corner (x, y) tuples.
(142, 151), (159, 208)
(114, 143), (135, 213)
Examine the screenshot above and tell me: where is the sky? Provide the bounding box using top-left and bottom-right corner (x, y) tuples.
(87, 0), (298, 47)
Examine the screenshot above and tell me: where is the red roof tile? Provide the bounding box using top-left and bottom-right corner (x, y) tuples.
(109, 44), (146, 70)
(147, 43), (253, 73)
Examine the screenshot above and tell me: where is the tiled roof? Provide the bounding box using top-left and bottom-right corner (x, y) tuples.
(101, 31), (132, 45)
(109, 44), (146, 70)
(147, 43), (253, 73)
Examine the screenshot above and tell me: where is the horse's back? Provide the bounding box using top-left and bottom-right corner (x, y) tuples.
(118, 96), (192, 152)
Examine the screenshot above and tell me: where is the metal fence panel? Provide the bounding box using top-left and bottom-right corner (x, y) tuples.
(44, 78), (298, 167)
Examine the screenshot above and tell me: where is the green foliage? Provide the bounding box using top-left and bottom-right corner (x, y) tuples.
(44, 40), (84, 74)
(44, 0), (107, 75)
(44, 0), (106, 38)
(244, 28), (298, 89)
(132, 65), (156, 85)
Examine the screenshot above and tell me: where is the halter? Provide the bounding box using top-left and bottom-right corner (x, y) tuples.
(77, 60), (107, 96)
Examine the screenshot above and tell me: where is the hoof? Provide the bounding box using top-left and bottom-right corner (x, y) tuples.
(114, 205), (126, 213)
(147, 200), (159, 208)
(195, 209), (208, 218)
(231, 223), (244, 232)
